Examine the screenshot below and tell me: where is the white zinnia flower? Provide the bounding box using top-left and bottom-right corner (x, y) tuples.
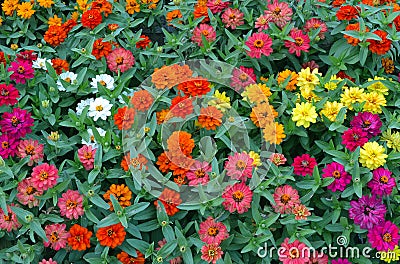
(90, 74), (115, 92)
(76, 98), (94, 116)
(57, 71), (78, 91)
(32, 58), (52, 70)
(88, 97), (113, 121)
(82, 127), (107, 148)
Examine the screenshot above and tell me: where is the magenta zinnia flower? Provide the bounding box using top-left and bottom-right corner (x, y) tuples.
(8, 60), (35, 84)
(16, 177), (43, 208)
(322, 162), (351, 192)
(350, 112), (382, 139)
(292, 154), (317, 176)
(349, 195), (386, 229)
(222, 182), (253, 214)
(31, 163), (59, 191)
(78, 145), (96, 170)
(201, 244), (223, 264)
(0, 108), (34, 139)
(367, 221), (399, 251)
(0, 134), (19, 159)
(304, 18), (328, 40)
(221, 8), (244, 29)
(206, 0), (229, 14)
(186, 160), (211, 186)
(367, 168), (396, 197)
(264, 1), (293, 28)
(58, 189), (84, 220)
(17, 139), (45, 166)
(279, 237), (310, 264)
(341, 127), (368, 152)
(269, 153), (286, 166)
(0, 204), (22, 232)
(245, 32), (273, 58)
(44, 223), (70, 251)
(191, 24), (217, 47)
(106, 48), (135, 73)
(284, 28), (310, 57)
(224, 152), (253, 181)
(0, 83), (19, 106)
(199, 217), (229, 245)
(16, 50), (37, 64)
(230, 66), (256, 92)
(331, 259), (351, 264)
(273, 185), (300, 214)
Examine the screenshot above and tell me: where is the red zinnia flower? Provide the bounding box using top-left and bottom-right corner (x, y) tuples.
(154, 188), (182, 216)
(292, 154), (317, 176)
(68, 224), (92, 251)
(96, 223), (126, 248)
(336, 5), (359, 21)
(81, 9), (103, 29)
(177, 78), (211, 97)
(92, 38), (112, 60)
(170, 95), (193, 118)
(136, 35), (151, 49)
(0, 83), (19, 106)
(367, 30), (392, 55)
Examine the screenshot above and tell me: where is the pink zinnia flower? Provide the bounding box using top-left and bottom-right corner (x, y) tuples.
(16, 50), (37, 64)
(191, 24), (217, 47)
(279, 237), (310, 264)
(0, 108), (34, 139)
(8, 60), (35, 84)
(304, 18), (328, 40)
(201, 244), (223, 264)
(230, 66), (256, 92)
(322, 162), (351, 192)
(367, 220), (399, 251)
(0, 83), (19, 106)
(292, 204), (311, 220)
(368, 168), (396, 197)
(44, 223), (70, 251)
(78, 145), (96, 170)
(307, 252), (329, 264)
(0, 204), (21, 232)
(273, 185), (300, 214)
(31, 163), (59, 191)
(255, 15), (271, 31)
(199, 217), (229, 245)
(269, 153), (286, 166)
(206, 0), (230, 13)
(16, 177), (43, 208)
(221, 8), (244, 29)
(0, 134), (19, 159)
(58, 190), (84, 220)
(224, 152), (253, 181)
(264, 1), (293, 28)
(331, 259), (351, 264)
(292, 154), (317, 176)
(285, 28), (310, 57)
(106, 48), (135, 73)
(17, 139), (44, 166)
(341, 127), (368, 152)
(245, 32), (273, 58)
(39, 258), (58, 264)
(349, 195), (386, 229)
(186, 160), (211, 186)
(222, 182), (253, 214)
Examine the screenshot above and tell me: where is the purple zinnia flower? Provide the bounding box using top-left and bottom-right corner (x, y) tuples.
(8, 60), (35, 84)
(341, 127), (369, 152)
(350, 112), (382, 139)
(322, 162), (351, 192)
(367, 221), (399, 251)
(0, 108), (34, 139)
(367, 168), (396, 197)
(0, 134), (19, 159)
(349, 195), (386, 229)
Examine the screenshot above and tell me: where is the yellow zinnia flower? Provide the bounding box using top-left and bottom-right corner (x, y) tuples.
(320, 101), (346, 122)
(263, 122), (286, 145)
(381, 129), (400, 152)
(340, 86), (365, 110)
(380, 245), (400, 263)
(367, 76), (388, 95)
(362, 92), (386, 114)
(296, 67), (321, 91)
(38, 0), (54, 8)
(0, 16), (3, 26)
(1, 0), (19, 16)
(208, 90), (231, 113)
(245, 151), (262, 167)
(324, 74), (343, 90)
(17, 2), (35, 19)
(242, 83), (272, 104)
(359, 142), (387, 170)
(48, 14), (62, 26)
(291, 102), (318, 128)
(75, 0), (90, 12)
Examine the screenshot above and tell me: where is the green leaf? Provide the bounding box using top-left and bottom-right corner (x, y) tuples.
(30, 219), (47, 241)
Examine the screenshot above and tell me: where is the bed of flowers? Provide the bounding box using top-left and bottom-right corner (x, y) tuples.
(1, 0), (400, 263)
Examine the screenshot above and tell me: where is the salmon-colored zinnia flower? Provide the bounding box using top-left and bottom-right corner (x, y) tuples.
(131, 90), (154, 111)
(96, 223), (126, 248)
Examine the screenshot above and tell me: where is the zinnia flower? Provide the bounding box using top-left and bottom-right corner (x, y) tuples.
(136, 34), (151, 49)
(269, 153), (287, 166)
(222, 182), (253, 214)
(170, 95), (194, 118)
(341, 127), (368, 152)
(368, 168), (396, 197)
(114, 106), (135, 130)
(68, 224), (92, 251)
(186, 160), (211, 186)
(230, 66), (256, 92)
(224, 152), (253, 181)
(91, 74), (115, 92)
(16, 2), (35, 19)
(292, 204), (311, 220)
(336, 5), (359, 20)
(368, 30), (392, 55)
(17, 139), (45, 166)
(81, 9), (102, 29)
(154, 188), (182, 216)
(38, 258), (57, 264)
(0, 205), (21, 232)
(292, 154), (317, 176)
(103, 184), (132, 211)
(350, 112), (382, 139)
(0, 83), (19, 106)
(0, 108), (34, 139)
(368, 221), (399, 251)
(349, 195), (386, 229)
(0, 134), (19, 159)
(88, 97), (113, 121)
(291, 102), (318, 128)
(96, 223), (126, 248)
(322, 162), (351, 192)
(106, 48), (135, 73)
(131, 90), (154, 111)
(206, 0), (229, 13)
(199, 217), (229, 245)
(284, 28), (310, 57)
(16, 177), (43, 208)
(272, 185), (300, 214)
(359, 142), (387, 170)
(51, 58), (69, 74)
(30, 163), (59, 191)
(92, 38), (112, 60)
(279, 238), (310, 263)
(221, 8), (244, 29)
(264, 1), (293, 28)
(304, 18), (327, 40)
(201, 244), (223, 264)
(117, 250), (145, 264)
(8, 60), (34, 84)
(58, 190), (84, 219)
(245, 32), (273, 58)
(198, 106), (223, 130)
(177, 78), (211, 97)
(78, 145), (96, 170)
(191, 24), (217, 47)
(44, 223), (70, 251)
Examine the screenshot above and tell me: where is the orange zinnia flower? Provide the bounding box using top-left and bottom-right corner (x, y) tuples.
(193, 5), (209, 23)
(250, 103), (278, 128)
(63, 19), (78, 32)
(92, 38), (113, 60)
(81, 9), (103, 29)
(177, 78), (211, 97)
(103, 184), (132, 211)
(277, 69), (298, 91)
(343, 23), (369, 46)
(136, 35), (151, 49)
(68, 224), (92, 251)
(263, 122), (286, 145)
(367, 30), (392, 55)
(44, 25), (68, 47)
(117, 250), (145, 264)
(114, 106), (135, 130)
(166, 10), (183, 25)
(336, 5), (359, 21)
(96, 223), (126, 248)
(332, 0), (345, 6)
(169, 153), (194, 176)
(156, 109), (172, 124)
(151, 64), (193, 89)
(170, 95), (193, 118)
(154, 188), (182, 216)
(120, 153), (148, 172)
(91, 0), (113, 17)
(197, 106), (223, 130)
(131, 90), (154, 111)
(51, 58), (69, 74)
(156, 152), (172, 173)
(167, 131), (195, 156)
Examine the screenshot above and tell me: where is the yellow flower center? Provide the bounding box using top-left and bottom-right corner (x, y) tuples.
(96, 105), (103, 111)
(380, 176), (388, 184)
(280, 194), (290, 204)
(232, 190), (244, 202)
(332, 170), (341, 179)
(383, 233), (392, 242)
(207, 227), (219, 236)
(253, 39), (264, 48)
